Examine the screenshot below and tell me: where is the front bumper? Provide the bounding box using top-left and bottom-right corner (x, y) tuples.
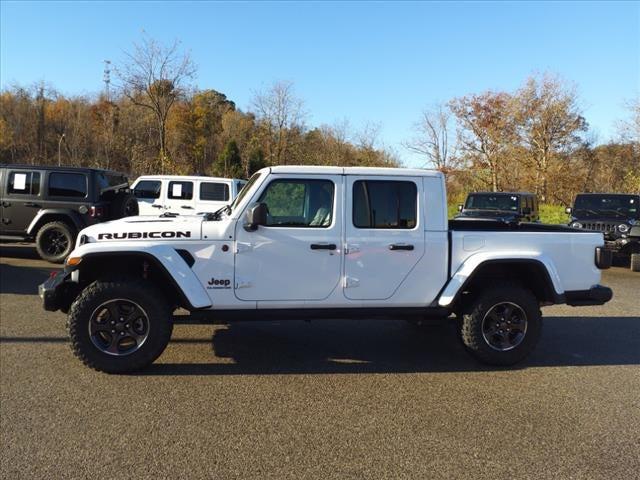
(39, 270), (73, 312)
(564, 285), (613, 306)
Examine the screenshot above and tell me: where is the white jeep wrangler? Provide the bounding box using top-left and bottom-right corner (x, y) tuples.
(40, 166), (613, 373)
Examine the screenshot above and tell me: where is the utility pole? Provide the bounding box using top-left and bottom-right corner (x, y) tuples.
(103, 60), (111, 102)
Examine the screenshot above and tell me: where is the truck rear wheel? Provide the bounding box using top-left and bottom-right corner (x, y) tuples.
(459, 284), (542, 366)
(68, 279), (173, 373)
(35, 221), (75, 263)
(631, 253), (640, 272)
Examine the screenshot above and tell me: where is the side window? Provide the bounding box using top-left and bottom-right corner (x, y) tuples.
(134, 180), (162, 199)
(258, 179), (334, 228)
(235, 180), (247, 195)
(168, 181), (193, 200)
(353, 180), (417, 229)
(200, 182), (229, 202)
(8, 171), (40, 195)
(48, 173), (87, 198)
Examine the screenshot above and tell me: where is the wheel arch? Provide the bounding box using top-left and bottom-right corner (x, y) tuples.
(439, 256), (563, 309)
(71, 247), (211, 311)
(27, 209), (82, 236)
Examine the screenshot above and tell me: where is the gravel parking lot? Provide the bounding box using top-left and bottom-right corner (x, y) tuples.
(1, 243), (639, 479)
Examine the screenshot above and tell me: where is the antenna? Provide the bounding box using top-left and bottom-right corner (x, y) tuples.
(103, 60), (111, 101)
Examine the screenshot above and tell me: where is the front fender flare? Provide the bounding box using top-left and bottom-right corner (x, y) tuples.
(437, 252), (563, 307)
(71, 243), (212, 310)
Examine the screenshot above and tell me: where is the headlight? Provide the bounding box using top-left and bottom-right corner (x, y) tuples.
(618, 224), (629, 233)
(571, 221), (583, 229)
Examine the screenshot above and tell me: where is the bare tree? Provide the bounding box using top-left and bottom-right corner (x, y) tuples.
(251, 80), (305, 164)
(117, 35), (196, 173)
(405, 104), (457, 173)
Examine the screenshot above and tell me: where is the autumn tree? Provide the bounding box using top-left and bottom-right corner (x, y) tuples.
(514, 74), (587, 201)
(406, 104), (458, 174)
(449, 92), (515, 192)
(117, 35), (196, 173)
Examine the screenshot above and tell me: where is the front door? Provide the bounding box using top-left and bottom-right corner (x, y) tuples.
(344, 176), (425, 300)
(133, 179), (164, 215)
(234, 175), (342, 302)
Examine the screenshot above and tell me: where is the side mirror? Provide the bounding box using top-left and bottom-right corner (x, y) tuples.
(565, 207), (572, 215)
(244, 202), (268, 231)
(457, 204), (463, 212)
(522, 207), (532, 215)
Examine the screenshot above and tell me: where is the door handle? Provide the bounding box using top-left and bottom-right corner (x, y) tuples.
(310, 243), (337, 250)
(24, 202), (40, 207)
(389, 244), (414, 251)
(2, 202), (11, 207)
(152, 204), (162, 208)
(181, 206), (194, 209)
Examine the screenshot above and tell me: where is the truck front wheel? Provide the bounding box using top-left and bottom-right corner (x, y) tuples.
(68, 280), (173, 373)
(459, 284), (542, 366)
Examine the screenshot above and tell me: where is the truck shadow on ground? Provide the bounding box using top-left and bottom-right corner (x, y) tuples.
(141, 315), (640, 375)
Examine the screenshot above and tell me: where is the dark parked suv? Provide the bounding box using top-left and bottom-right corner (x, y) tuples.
(567, 193), (640, 272)
(456, 192), (540, 223)
(0, 165), (138, 263)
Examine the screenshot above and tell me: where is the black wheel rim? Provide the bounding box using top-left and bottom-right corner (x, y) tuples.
(481, 302), (528, 351)
(89, 299), (150, 356)
(44, 229), (69, 256)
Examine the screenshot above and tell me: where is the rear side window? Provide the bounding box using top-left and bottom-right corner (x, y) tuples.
(168, 181), (193, 200)
(48, 173), (87, 198)
(134, 180), (162, 199)
(353, 180), (417, 229)
(7, 171), (40, 195)
(200, 182), (229, 202)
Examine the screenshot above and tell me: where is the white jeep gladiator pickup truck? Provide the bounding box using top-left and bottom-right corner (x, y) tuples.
(39, 166), (613, 373)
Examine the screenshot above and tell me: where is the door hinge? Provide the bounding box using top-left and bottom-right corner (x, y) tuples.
(344, 276), (360, 288)
(235, 277), (252, 289)
(236, 242), (252, 254)
(344, 244), (360, 255)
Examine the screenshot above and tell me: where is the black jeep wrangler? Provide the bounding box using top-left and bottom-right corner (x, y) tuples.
(456, 192), (540, 223)
(567, 193), (640, 272)
(0, 164), (138, 263)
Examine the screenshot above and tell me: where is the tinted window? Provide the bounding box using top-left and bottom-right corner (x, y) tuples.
(134, 180), (162, 199)
(168, 181), (193, 200)
(353, 180), (417, 229)
(8, 171), (40, 195)
(258, 179), (334, 227)
(574, 194), (639, 219)
(48, 173), (87, 198)
(465, 194), (519, 211)
(200, 182), (229, 202)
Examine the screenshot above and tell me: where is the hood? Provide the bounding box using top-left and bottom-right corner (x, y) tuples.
(80, 215), (204, 244)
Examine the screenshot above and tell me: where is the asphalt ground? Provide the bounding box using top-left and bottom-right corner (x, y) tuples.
(1, 243), (639, 479)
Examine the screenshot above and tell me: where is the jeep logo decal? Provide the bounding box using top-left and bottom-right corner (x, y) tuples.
(207, 278), (231, 289)
(97, 231), (191, 240)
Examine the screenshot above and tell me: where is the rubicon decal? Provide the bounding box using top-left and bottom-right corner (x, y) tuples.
(97, 231), (191, 240)
(207, 278), (231, 289)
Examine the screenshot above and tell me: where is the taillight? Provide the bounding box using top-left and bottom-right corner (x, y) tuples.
(89, 206), (105, 218)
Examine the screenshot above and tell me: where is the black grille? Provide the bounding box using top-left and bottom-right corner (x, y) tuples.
(583, 222), (617, 232)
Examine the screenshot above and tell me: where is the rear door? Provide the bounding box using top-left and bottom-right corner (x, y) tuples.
(133, 179), (164, 215)
(2, 169), (42, 234)
(344, 176), (425, 300)
(234, 174), (342, 301)
(196, 180), (230, 213)
(164, 180), (195, 213)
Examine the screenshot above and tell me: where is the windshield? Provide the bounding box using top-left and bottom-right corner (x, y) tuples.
(228, 172), (261, 212)
(573, 195), (640, 219)
(465, 194), (519, 211)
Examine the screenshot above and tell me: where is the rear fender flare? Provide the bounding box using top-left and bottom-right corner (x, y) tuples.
(27, 209), (83, 235)
(438, 252), (563, 307)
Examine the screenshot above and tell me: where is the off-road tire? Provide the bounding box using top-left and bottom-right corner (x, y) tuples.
(459, 283), (542, 366)
(631, 253), (640, 272)
(68, 279), (173, 373)
(111, 192), (139, 219)
(35, 221), (76, 263)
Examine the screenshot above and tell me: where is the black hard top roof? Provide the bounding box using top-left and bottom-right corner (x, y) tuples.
(0, 164), (126, 176)
(468, 191), (535, 196)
